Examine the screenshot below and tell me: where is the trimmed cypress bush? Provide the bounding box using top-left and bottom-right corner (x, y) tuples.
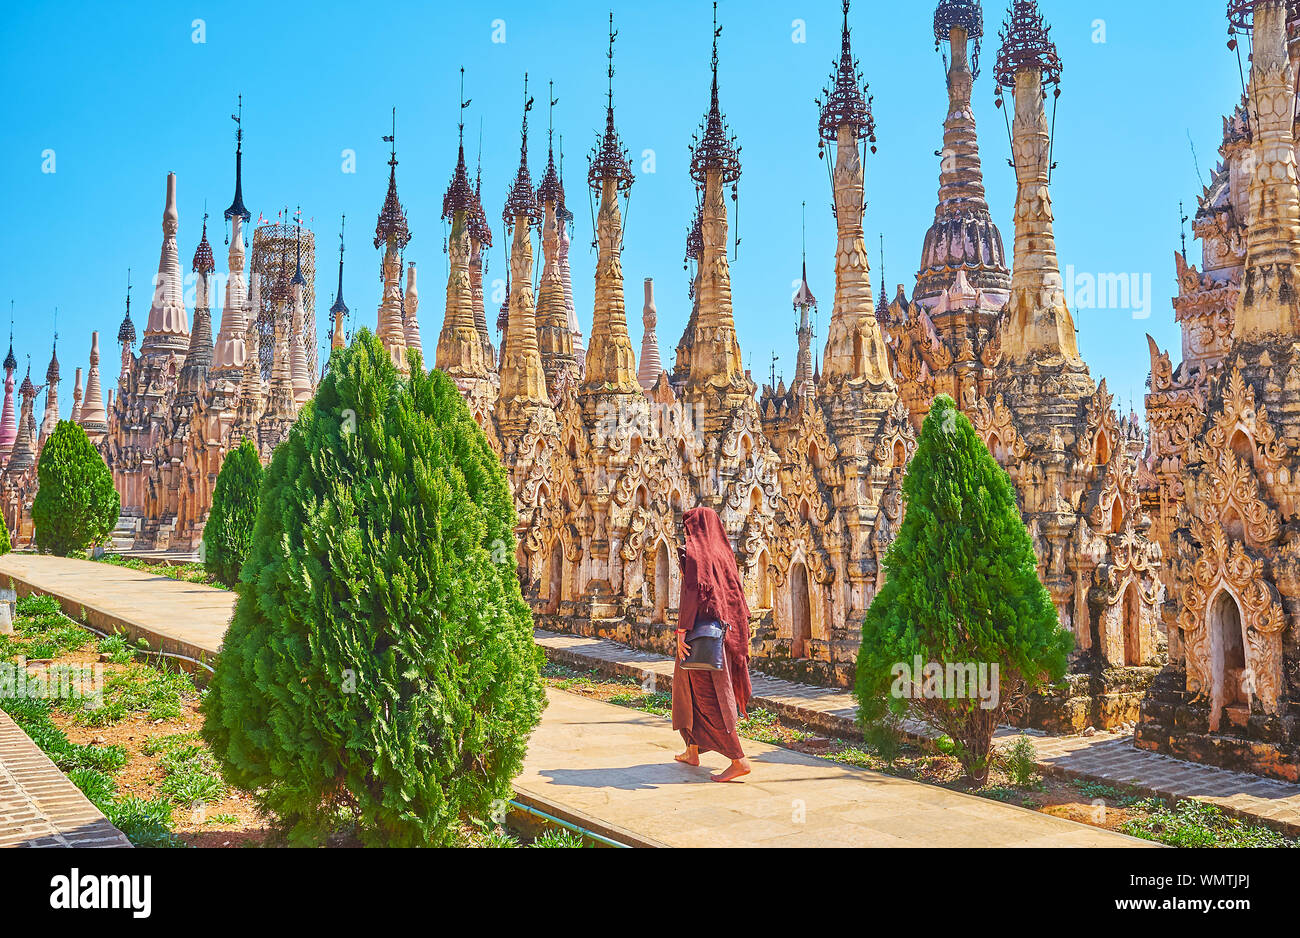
(202, 439), (264, 588)
(0, 514), (10, 556)
(202, 330), (545, 846)
(855, 395), (1072, 785)
(31, 420), (120, 557)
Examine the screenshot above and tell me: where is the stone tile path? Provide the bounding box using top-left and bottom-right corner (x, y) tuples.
(536, 628), (1300, 836)
(0, 554), (1287, 844)
(0, 710), (131, 848)
(518, 689), (1150, 847)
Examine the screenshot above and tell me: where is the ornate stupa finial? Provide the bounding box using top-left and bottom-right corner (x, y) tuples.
(192, 211), (216, 275)
(374, 108), (412, 249)
(878, 234), (891, 320)
(690, 2), (742, 185)
(444, 68), (477, 221)
(47, 309), (60, 385)
(817, 0), (877, 150)
(536, 80), (563, 206)
(794, 202), (817, 312)
(291, 207), (307, 287)
(330, 215), (349, 318)
(935, 0), (984, 76)
(503, 74), (541, 228)
(994, 0), (1062, 91)
(5, 301), (15, 372)
(589, 13), (635, 193)
(468, 118), (494, 249)
(118, 269), (136, 347)
(224, 94), (251, 226)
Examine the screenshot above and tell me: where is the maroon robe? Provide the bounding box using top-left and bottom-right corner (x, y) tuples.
(672, 507), (752, 760)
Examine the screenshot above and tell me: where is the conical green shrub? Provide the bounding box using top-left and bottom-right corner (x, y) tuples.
(855, 395), (1072, 784)
(202, 439), (264, 588)
(202, 331), (545, 846)
(31, 421), (120, 557)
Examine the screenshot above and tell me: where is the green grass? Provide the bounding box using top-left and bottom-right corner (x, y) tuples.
(1120, 799), (1300, 848)
(531, 828), (589, 848)
(95, 554), (215, 586)
(62, 661), (197, 727)
(156, 742), (226, 807)
(96, 634), (135, 665)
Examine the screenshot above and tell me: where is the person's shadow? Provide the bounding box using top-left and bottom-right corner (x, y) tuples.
(540, 763), (709, 791)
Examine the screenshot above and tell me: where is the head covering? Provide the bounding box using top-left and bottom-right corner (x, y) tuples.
(678, 506), (752, 709)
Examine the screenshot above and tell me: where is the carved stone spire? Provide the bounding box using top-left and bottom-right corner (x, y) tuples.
(817, 0), (893, 389)
(38, 335), (59, 449)
(235, 274), (266, 437)
(436, 81), (492, 382)
(536, 85), (579, 394)
(917, 0), (1010, 303)
(330, 216), (349, 351)
(559, 159), (584, 375)
(994, 0), (1081, 365)
(374, 109), (411, 371)
(214, 99), (251, 379)
(70, 368), (83, 425)
(583, 16), (640, 401)
(142, 173), (190, 353)
(0, 317), (18, 461)
(469, 162), (496, 370)
(637, 279), (663, 390)
(7, 364), (37, 473)
(794, 260), (817, 398)
(497, 75), (553, 434)
(177, 219), (216, 405)
(684, 3), (748, 401)
(79, 332), (109, 440)
(289, 228), (313, 404)
(404, 262), (422, 366)
(1231, 0), (1300, 341)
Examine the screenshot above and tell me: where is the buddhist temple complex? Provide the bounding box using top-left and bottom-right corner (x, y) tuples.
(3, 0), (1298, 781)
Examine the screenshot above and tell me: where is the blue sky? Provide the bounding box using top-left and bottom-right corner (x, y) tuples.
(0, 0), (1240, 417)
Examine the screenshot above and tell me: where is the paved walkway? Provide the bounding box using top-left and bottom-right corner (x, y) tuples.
(0, 710), (131, 847)
(0, 554), (1289, 843)
(0, 554), (230, 662)
(537, 629), (1300, 835)
(517, 690), (1147, 847)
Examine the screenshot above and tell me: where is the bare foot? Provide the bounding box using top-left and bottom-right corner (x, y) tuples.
(674, 747), (700, 767)
(711, 758), (751, 783)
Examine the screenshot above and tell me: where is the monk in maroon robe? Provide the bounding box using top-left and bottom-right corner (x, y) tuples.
(671, 506), (753, 782)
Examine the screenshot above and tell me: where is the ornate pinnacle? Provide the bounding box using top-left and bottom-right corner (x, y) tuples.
(224, 95), (251, 224)
(537, 81), (566, 205)
(935, 0), (984, 76)
(685, 203), (704, 263)
(817, 0), (876, 146)
(589, 14), (635, 193)
(443, 69), (477, 221)
(291, 209), (307, 287)
(329, 215), (349, 317)
(994, 0), (1062, 90)
(374, 108), (412, 250)
(689, 2), (741, 185)
(192, 212), (216, 275)
(117, 271), (136, 346)
(503, 74), (541, 227)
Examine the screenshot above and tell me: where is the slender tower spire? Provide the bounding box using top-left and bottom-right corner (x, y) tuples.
(0, 307), (18, 461)
(374, 108), (411, 370)
(117, 271), (137, 391)
(469, 139), (497, 370)
(404, 262), (422, 364)
(558, 140), (585, 375)
(436, 71), (491, 381)
(142, 173), (190, 354)
(583, 14), (640, 401)
(176, 214), (216, 405)
(288, 212), (313, 404)
(683, 3), (749, 404)
(638, 279), (663, 390)
(1228, 0), (1300, 341)
(70, 368), (83, 424)
(79, 331), (109, 440)
(917, 0), (1009, 303)
(214, 96), (252, 378)
(817, 0), (892, 388)
(993, 0), (1081, 365)
(235, 273), (266, 437)
(7, 363), (37, 473)
(536, 81), (579, 393)
(38, 324), (59, 448)
(497, 74), (553, 434)
(793, 204), (818, 399)
(330, 216), (349, 350)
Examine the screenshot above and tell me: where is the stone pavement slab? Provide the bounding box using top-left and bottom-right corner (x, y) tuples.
(536, 627), (1300, 836)
(0, 710), (131, 848)
(516, 690), (1152, 848)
